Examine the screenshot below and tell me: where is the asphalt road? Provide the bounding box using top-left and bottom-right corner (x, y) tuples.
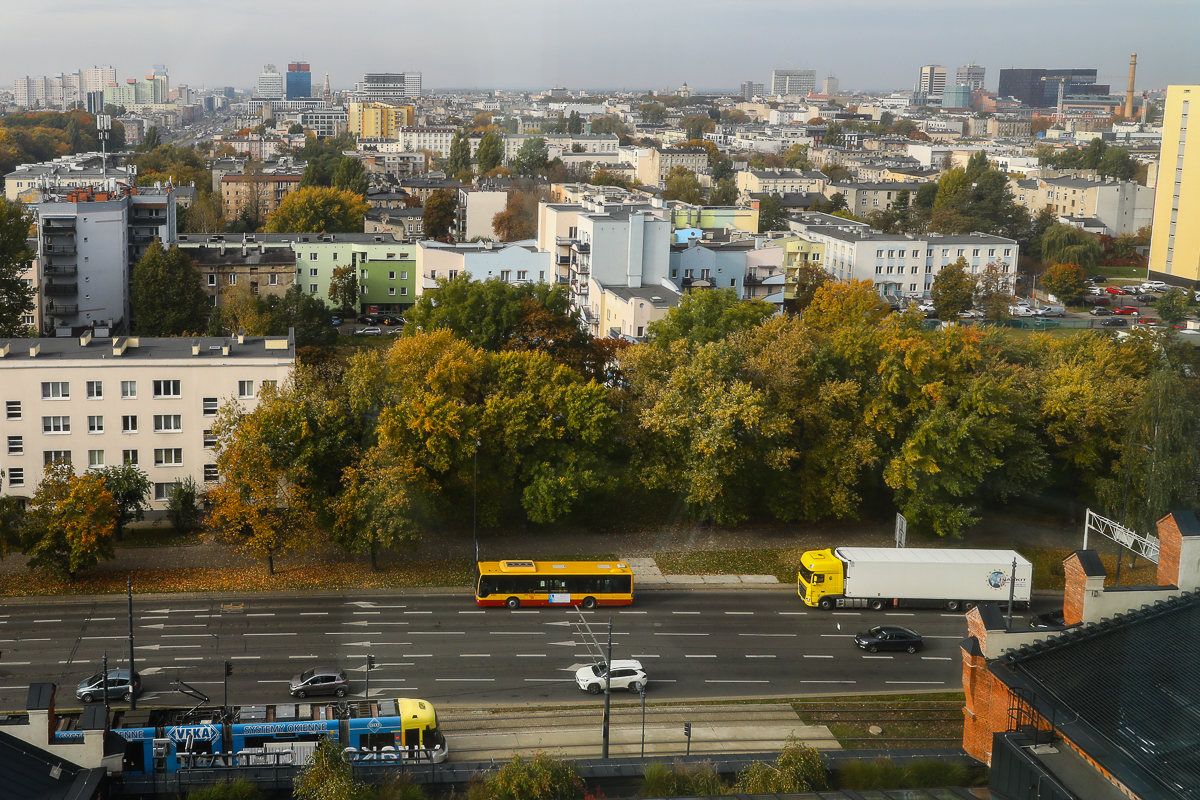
(0, 590), (1031, 711)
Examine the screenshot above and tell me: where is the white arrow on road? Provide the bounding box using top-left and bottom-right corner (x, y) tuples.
(545, 621), (572, 626)
(549, 641), (580, 646)
(136, 644), (201, 651)
(141, 624), (207, 629)
(140, 667), (166, 675)
(345, 602), (407, 608)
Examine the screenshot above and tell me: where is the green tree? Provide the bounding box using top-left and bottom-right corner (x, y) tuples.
(331, 157), (367, 198)
(914, 181), (939, 211)
(511, 137), (550, 177)
(328, 265), (358, 313)
(783, 143), (811, 170)
(0, 199), (36, 336)
(484, 754), (584, 800)
(709, 178), (738, 206)
(758, 195), (787, 232)
(964, 150), (990, 182)
(1155, 288), (1189, 326)
(166, 476), (201, 533)
(96, 464), (151, 542)
(711, 155), (735, 182)
(287, 123), (304, 134)
(445, 130), (472, 179)
(1099, 147), (1137, 181)
(422, 189), (458, 240)
(265, 284), (337, 347)
(265, 186), (369, 234)
(131, 242), (210, 335)
(476, 131), (505, 174)
(567, 110), (583, 135)
(662, 168), (704, 204)
(1040, 262), (1086, 306)
(293, 737), (365, 800)
(139, 126), (160, 151)
(975, 261), (1015, 320)
(1041, 224), (1103, 270)
(647, 289), (774, 348)
(735, 737), (829, 793)
(638, 103), (667, 124)
(823, 122), (844, 147)
(21, 463), (118, 579)
(930, 257), (976, 319)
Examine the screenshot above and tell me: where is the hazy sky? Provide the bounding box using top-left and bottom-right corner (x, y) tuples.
(5, 0), (1198, 95)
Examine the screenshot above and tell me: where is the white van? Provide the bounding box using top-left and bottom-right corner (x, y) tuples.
(1036, 305), (1066, 317)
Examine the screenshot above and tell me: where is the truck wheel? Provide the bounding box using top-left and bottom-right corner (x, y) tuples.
(506, 597), (520, 609)
(819, 597), (835, 610)
(964, 601), (977, 612)
(946, 600), (961, 612)
(869, 599), (885, 611)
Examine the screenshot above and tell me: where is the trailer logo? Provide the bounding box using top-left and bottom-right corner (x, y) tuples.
(986, 570), (1009, 589)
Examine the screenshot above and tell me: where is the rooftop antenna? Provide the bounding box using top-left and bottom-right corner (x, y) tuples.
(97, 113), (112, 179)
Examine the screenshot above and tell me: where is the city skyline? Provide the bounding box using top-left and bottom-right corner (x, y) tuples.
(3, 0), (1197, 96)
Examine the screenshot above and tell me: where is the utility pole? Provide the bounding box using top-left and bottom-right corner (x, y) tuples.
(366, 654), (375, 702)
(102, 651), (110, 716)
(601, 617), (613, 759)
(640, 685), (647, 758)
(127, 576), (136, 710)
(223, 661), (232, 721)
(473, 430), (479, 565)
(1006, 558), (1017, 627)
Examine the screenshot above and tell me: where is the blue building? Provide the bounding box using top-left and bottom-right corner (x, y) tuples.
(286, 62), (311, 100)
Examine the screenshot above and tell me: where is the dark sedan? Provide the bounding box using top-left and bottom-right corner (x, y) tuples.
(1137, 294), (1157, 304)
(1099, 318), (1129, 327)
(854, 625), (923, 653)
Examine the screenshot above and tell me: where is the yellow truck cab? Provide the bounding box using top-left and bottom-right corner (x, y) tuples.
(797, 549), (844, 607)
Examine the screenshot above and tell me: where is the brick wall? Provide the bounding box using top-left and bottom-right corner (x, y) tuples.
(1157, 512), (1182, 587)
(1063, 554), (1088, 626)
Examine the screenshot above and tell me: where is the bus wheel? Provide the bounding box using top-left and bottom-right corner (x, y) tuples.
(506, 597), (520, 609)
(946, 600), (961, 611)
(819, 597), (835, 610)
(869, 599), (885, 611)
(582, 597), (597, 610)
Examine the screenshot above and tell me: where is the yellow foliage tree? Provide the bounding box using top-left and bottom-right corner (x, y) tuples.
(265, 186), (369, 234)
(23, 462), (118, 579)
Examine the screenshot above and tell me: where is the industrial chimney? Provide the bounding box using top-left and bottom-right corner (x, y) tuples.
(1124, 54), (1137, 120)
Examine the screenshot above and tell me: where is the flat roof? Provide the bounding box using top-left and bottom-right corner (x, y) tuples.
(0, 335), (294, 363)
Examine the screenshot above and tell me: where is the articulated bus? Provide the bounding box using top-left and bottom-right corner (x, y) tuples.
(475, 560), (634, 608)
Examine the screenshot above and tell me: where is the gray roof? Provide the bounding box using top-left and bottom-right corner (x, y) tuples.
(601, 283), (681, 306)
(0, 334), (295, 362)
(176, 232), (406, 245)
(807, 225), (1016, 245)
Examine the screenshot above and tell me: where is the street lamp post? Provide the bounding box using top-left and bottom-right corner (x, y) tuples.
(601, 618), (612, 759)
(473, 430), (480, 565)
(640, 685), (647, 758)
(127, 576), (136, 710)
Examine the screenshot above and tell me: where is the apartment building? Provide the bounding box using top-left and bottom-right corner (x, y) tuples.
(770, 69), (817, 97)
(956, 64), (986, 91)
(918, 66), (948, 99)
(0, 332), (295, 506)
(827, 182), (928, 216)
(5, 154), (135, 202)
(348, 102), (416, 139)
(779, 236), (826, 308)
(364, 208), (424, 239)
(735, 169), (828, 203)
(416, 240), (552, 295)
(638, 148), (708, 186)
(352, 73), (422, 102)
(177, 239), (296, 306)
(1012, 175), (1154, 236)
(456, 188), (508, 241)
(669, 202), (759, 235)
(219, 173), (302, 222)
(1148, 85), (1199, 286)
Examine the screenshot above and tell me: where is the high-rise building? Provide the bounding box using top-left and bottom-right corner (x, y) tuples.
(257, 64), (284, 99)
(822, 76), (839, 96)
(348, 102), (415, 138)
(286, 62), (311, 100)
(353, 73), (422, 102)
(740, 81), (764, 100)
(956, 63), (985, 91)
(770, 69), (816, 97)
(1147, 85), (1199, 286)
(998, 68), (1108, 108)
(80, 65), (116, 95)
(943, 85), (973, 110)
(918, 65), (947, 97)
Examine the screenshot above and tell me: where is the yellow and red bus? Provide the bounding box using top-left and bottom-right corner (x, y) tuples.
(475, 560), (634, 608)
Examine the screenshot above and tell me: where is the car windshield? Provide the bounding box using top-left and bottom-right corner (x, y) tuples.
(590, 663), (606, 676)
(868, 627), (886, 636)
(300, 668), (315, 681)
(85, 673), (103, 685)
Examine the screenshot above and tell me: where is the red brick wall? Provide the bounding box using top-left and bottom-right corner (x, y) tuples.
(1063, 554), (1088, 626)
(1157, 513), (1182, 587)
(961, 648), (1053, 765)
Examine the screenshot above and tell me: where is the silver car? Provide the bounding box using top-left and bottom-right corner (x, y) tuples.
(77, 669), (142, 703)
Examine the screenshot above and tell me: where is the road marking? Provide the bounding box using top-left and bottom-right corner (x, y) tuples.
(175, 657), (205, 661)
(0, 686), (31, 689)
(410, 631), (465, 635)
(803, 655), (834, 659)
(511, 610), (540, 614)
(489, 631), (543, 635)
(619, 611), (647, 614)
(885, 613), (916, 616)
(246, 613), (275, 617)
(654, 633), (708, 636)
(85, 617), (116, 622)
(740, 633), (795, 637)
(163, 634), (214, 638)
(672, 612), (700, 615)
(403, 655), (432, 658)
(515, 654), (547, 657)
(143, 624), (207, 629)
(922, 656), (953, 661)
(802, 680), (856, 684)
(404, 611), (433, 615)
(940, 614), (964, 617)
(140, 616), (168, 621)
(230, 656), (260, 660)
(458, 611), (485, 614)
(862, 655), (893, 659)
(524, 678), (575, 682)
(327, 631), (380, 635)
(33, 619), (61, 623)
(820, 634), (856, 638)
(631, 655), (660, 658)
(746, 655), (777, 658)
(886, 681), (946, 685)
(777, 612), (807, 615)
(831, 612), (861, 616)
(194, 615), (222, 618)
(81, 636), (126, 640)
(300, 612), (328, 616)
(460, 654), (490, 657)
(256, 680), (291, 684)
(353, 611), (380, 615)
(706, 680), (769, 683)
(0, 662), (30, 666)
(436, 678), (494, 682)
(926, 635), (964, 639)
(290, 655), (319, 659)
(725, 612), (754, 615)
(245, 632), (296, 636)
(685, 654), (717, 658)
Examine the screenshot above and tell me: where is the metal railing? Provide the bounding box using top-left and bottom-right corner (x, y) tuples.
(45, 283), (78, 296)
(43, 244), (76, 255)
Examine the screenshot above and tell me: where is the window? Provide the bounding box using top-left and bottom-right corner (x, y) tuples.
(122, 381), (136, 399)
(8, 468), (23, 488)
(268, 273), (277, 286)
(153, 415), (182, 432)
(202, 398), (218, 417)
(400, 286), (409, 296)
(331, 253), (338, 261)
(154, 482), (178, 501)
(517, 271), (528, 281)
(360, 269), (368, 280)
(876, 250), (884, 258)
(309, 252), (318, 260)
(87, 415), (104, 433)
(41, 382), (69, 400)
(203, 429), (218, 448)
(228, 274), (237, 285)
(957, 249), (965, 257)
(887, 250), (894, 258)
(7, 435), (22, 455)
(121, 415), (138, 433)
(153, 380), (181, 398)
(973, 249), (980, 257)
(238, 380), (254, 398)
(912, 250), (919, 258)
(86, 381), (103, 399)
(309, 268), (318, 277)
(263, 380), (277, 390)
(208, 274), (216, 287)
(6, 401), (20, 420)
(123, 450), (138, 466)
(88, 450), (105, 468)
(389, 287), (396, 296)
(203, 464), (219, 483)
(1004, 248), (1012, 256)
(154, 448), (183, 466)
(400, 271), (408, 280)
(310, 284), (318, 293)
(42, 416), (70, 433)
(989, 248), (996, 257)
(389, 271), (396, 280)
(43, 450), (71, 466)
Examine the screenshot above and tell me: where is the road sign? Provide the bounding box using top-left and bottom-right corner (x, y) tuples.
(895, 513), (907, 548)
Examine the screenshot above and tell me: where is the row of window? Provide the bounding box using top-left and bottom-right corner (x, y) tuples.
(305, 252), (404, 262)
(6, 448), (213, 487)
(875, 247), (1013, 259)
(875, 263), (1010, 275)
(208, 273), (279, 287)
(8, 386), (265, 419)
(20, 414), (199, 436)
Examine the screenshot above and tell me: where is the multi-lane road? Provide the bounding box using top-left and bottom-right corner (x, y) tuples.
(0, 589), (1006, 711)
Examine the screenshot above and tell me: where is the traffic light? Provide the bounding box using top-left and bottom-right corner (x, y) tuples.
(224, 661), (233, 677)
(366, 655), (376, 670)
(683, 722), (692, 738)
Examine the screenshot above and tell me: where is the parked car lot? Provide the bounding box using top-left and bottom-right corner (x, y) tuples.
(854, 626), (924, 653)
(575, 660), (648, 694)
(1113, 306), (1140, 316)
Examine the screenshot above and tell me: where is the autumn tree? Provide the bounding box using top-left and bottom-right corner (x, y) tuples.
(0, 199), (36, 336)
(662, 168), (704, 204)
(930, 257), (976, 319)
(423, 189), (458, 240)
(709, 178), (738, 206)
(181, 192), (225, 234)
(95, 464), (151, 542)
(639, 103), (667, 124)
(265, 186), (369, 234)
(131, 241), (210, 335)
(446, 130), (472, 179)
(293, 737), (364, 800)
(328, 265), (358, 313)
(1156, 288), (1189, 326)
(783, 143), (811, 170)
(1040, 224), (1103, 270)
(20, 463), (118, 579)
(476, 131), (505, 174)
(975, 261), (1015, 320)
(492, 189), (547, 242)
(1041, 262), (1087, 306)
(790, 261), (831, 313)
(646, 289), (775, 348)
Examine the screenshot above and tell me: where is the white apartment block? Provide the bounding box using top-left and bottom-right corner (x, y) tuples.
(353, 73), (422, 101)
(256, 65), (284, 100)
(395, 127), (456, 155)
(771, 69), (817, 97)
(415, 240), (553, 293)
(0, 333), (295, 506)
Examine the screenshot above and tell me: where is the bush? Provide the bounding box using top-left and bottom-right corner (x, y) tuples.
(167, 476), (202, 533)
(902, 759), (972, 788)
(484, 753), (584, 800)
(734, 737), (828, 793)
(186, 780), (264, 800)
(639, 760), (727, 797)
(835, 757), (976, 790)
(835, 757), (906, 790)
(372, 774), (428, 800)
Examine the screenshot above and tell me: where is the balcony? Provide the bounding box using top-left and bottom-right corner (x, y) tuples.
(47, 303), (77, 315)
(556, 255), (571, 266)
(744, 274), (763, 286)
(43, 219), (76, 231)
(45, 282), (78, 296)
(44, 244), (76, 255)
(130, 233), (158, 244)
(44, 264), (77, 276)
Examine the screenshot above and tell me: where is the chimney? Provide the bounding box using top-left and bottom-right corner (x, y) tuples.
(28, 343), (40, 358)
(1062, 550), (1106, 625)
(1156, 510), (1200, 591)
(1124, 54), (1137, 120)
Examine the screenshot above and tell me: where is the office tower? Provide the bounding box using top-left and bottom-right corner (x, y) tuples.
(998, 68), (1108, 108)
(81, 65), (116, 95)
(353, 72), (422, 101)
(287, 62), (311, 100)
(956, 63), (985, 91)
(770, 69), (817, 97)
(918, 65), (947, 97)
(1147, 85), (1199, 284)
(822, 76), (839, 95)
(257, 64), (284, 99)
(740, 81), (764, 100)
(943, 85), (972, 109)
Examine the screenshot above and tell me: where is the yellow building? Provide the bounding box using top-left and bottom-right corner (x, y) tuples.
(1148, 85), (1200, 286)
(348, 102), (415, 139)
(780, 236), (827, 304)
(670, 203), (759, 234)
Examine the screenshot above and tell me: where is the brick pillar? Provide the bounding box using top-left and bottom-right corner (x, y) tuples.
(1063, 552), (1104, 626)
(1158, 513), (1183, 587)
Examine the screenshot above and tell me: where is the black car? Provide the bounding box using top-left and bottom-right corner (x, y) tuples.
(356, 315), (376, 325)
(854, 625), (923, 653)
(1137, 294), (1157, 303)
(1099, 318), (1129, 327)
(1089, 306), (1113, 316)
(1030, 609), (1066, 628)
(1088, 275), (1107, 283)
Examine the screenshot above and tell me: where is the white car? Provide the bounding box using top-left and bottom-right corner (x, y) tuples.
(575, 659), (648, 695)
(1142, 281), (1169, 292)
(1009, 305), (1036, 317)
(355, 327), (383, 336)
(917, 303), (936, 313)
(959, 309), (985, 319)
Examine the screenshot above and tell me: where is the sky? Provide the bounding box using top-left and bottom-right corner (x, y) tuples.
(4, 0), (1198, 96)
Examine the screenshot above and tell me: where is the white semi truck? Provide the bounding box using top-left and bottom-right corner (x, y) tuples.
(797, 547), (1033, 611)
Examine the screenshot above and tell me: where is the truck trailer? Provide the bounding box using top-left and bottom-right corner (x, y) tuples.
(798, 547), (1033, 611)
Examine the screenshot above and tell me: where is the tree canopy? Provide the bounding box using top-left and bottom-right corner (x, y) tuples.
(0, 199), (35, 336)
(423, 189), (457, 241)
(265, 187), (369, 234)
(131, 242), (210, 335)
